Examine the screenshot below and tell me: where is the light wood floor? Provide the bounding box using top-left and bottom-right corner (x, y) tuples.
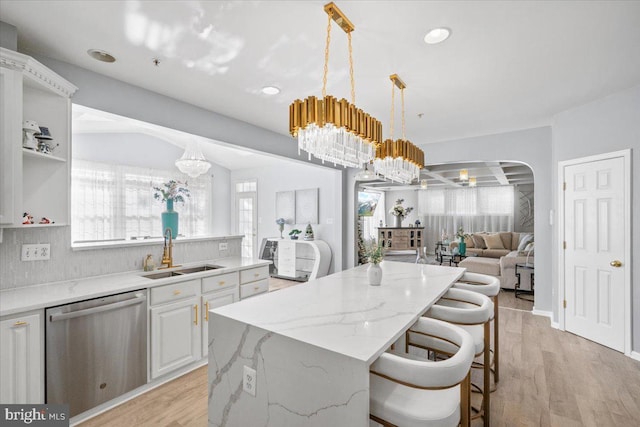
(80, 281), (640, 427)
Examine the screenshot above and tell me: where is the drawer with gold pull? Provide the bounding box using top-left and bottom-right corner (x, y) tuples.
(150, 279), (199, 306)
(240, 266), (269, 284)
(240, 279), (269, 299)
(202, 272), (239, 294)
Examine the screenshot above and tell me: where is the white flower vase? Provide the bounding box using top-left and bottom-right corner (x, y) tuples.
(393, 216), (402, 227)
(367, 263), (382, 286)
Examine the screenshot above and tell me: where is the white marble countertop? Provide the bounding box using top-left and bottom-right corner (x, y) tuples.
(0, 257), (270, 317)
(211, 261), (465, 364)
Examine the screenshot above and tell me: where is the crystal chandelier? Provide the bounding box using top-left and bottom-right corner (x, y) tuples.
(175, 140), (211, 178)
(373, 74), (424, 184)
(289, 2), (382, 168)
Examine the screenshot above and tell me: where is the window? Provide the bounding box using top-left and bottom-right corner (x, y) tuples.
(71, 160), (212, 243)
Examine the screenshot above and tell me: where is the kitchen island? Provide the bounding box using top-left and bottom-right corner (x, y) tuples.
(208, 261), (465, 427)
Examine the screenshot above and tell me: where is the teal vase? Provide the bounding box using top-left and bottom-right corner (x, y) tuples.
(458, 238), (466, 256)
(162, 199), (179, 239)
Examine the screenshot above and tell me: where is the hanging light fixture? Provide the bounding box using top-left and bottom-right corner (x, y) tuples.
(459, 169), (469, 181)
(420, 179), (428, 189)
(469, 177), (477, 187)
(373, 74), (424, 184)
(354, 162), (378, 181)
(175, 140), (211, 178)
(289, 2), (382, 168)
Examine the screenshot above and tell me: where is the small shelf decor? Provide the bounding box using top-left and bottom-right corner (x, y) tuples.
(153, 180), (190, 239)
(276, 218), (286, 239)
(289, 229), (302, 240)
(389, 198), (413, 227)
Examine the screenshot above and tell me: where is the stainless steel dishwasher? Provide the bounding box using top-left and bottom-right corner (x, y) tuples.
(46, 289), (147, 417)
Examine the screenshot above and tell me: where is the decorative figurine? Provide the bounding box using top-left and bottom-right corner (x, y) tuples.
(22, 212), (34, 224)
(39, 217), (54, 224)
(304, 223), (314, 241)
(415, 219), (421, 227)
(22, 120), (40, 150)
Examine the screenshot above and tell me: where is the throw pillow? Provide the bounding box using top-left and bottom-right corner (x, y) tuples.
(472, 234), (487, 249)
(464, 236), (474, 248)
(483, 233), (505, 249)
(518, 242), (535, 257)
(517, 234), (533, 252)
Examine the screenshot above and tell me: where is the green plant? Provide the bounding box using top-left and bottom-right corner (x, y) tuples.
(289, 229), (302, 236)
(364, 239), (384, 264)
(456, 226), (470, 240)
(153, 180), (190, 203)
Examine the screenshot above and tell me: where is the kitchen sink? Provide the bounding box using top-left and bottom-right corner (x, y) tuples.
(177, 265), (224, 274)
(143, 271), (185, 279)
(143, 265), (224, 279)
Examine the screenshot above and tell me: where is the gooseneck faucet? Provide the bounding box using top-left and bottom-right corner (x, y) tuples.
(159, 227), (180, 269)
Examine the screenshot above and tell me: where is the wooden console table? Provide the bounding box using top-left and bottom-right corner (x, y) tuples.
(378, 227), (424, 254)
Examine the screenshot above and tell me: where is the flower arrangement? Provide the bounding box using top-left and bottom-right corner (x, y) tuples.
(364, 239), (384, 265)
(456, 226), (470, 241)
(276, 218), (286, 238)
(389, 199), (413, 219)
(153, 180), (190, 203)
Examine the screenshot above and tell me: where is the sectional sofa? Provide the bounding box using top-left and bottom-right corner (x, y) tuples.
(449, 231), (534, 289)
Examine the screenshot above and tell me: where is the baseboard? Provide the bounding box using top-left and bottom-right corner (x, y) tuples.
(531, 309), (559, 328)
(630, 351), (640, 362)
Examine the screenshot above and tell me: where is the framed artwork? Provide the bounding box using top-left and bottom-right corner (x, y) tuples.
(276, 191), (295, 223)
(295, 188), (319, 224)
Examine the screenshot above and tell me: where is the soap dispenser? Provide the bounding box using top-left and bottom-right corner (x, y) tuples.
(143, 254), (156, 271)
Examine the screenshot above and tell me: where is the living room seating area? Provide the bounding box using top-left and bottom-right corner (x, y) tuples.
(450, 231), (534, 290)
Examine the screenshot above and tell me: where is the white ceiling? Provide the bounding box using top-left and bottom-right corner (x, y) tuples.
(2, 1), (640, 146)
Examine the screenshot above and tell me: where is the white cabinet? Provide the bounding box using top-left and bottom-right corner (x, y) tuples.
(275, 239), (332, 281)
(150, 280), (201, 379)
(202, 288), (238, 356)
(0, 47), (77, 227)
(0, 310), (44, 404)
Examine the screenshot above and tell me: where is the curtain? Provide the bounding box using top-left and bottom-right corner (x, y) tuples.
(72, 160), (212, 242)
(418, 186), (514, 253)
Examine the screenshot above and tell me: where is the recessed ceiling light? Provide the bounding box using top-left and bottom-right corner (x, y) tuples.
(261, 86), (280, 95)
(87, 49), (116, 63)
(424, 28), (451, 44)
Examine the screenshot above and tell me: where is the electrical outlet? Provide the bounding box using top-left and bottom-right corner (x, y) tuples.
(219, 242), (228, 251)
(21, 243), (51, 261)
(243, 365), (256, 397)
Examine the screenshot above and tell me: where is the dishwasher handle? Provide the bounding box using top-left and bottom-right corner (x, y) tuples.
(49, 294), (147, 323)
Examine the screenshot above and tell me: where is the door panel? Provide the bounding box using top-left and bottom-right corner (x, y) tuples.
(564, 156), (625, 351)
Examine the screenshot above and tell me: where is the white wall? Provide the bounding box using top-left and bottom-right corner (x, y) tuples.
(552, 85), (639, 352)
(231, 162), (343, 273)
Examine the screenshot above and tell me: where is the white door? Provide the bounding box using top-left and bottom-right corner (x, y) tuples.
(201, 288), (238, 356)
(563, 156), (626, 351)
(150, 297), (201, 379)
(236, 188), (257, 258)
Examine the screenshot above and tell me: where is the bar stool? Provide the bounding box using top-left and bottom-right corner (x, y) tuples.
(417, 288), (493, 427)
(453, 272), (501, 383)
(370, 317), (475, 427)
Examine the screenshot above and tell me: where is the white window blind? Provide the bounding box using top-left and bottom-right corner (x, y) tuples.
(71, 160), (212, 242)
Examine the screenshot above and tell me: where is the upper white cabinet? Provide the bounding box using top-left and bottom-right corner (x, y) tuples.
(0, 310), (44, 404)
(0, 48), (77, 227)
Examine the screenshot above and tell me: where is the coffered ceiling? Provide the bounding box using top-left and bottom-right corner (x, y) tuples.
(2, 0), (639, 148)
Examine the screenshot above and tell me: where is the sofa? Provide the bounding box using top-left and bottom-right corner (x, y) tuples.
(452, 232), (534, 289)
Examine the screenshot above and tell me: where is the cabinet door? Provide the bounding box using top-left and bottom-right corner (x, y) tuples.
(201, 288), (239, 356)
(0, 312), (43, 403)
(150, 297), (201, 379)
(276, 241), (296, 278)
(0, 67), (22, 226)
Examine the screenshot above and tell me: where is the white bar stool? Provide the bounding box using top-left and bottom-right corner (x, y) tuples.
(453, 272), (501, 383)
(370, 317), (475, 427)
(416, 288), (493, 427)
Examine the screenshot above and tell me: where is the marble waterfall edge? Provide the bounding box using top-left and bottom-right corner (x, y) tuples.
(208, 314), (369, 427)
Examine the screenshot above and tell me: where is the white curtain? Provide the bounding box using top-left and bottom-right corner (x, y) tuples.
(418, 186), (514, 253)
(72, 160), (212, 242)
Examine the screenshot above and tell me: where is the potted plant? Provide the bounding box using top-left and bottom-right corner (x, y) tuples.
(153, 180), (190, 238)
(289, 229), (302, 240)
(364, 239), (384, 286)
(456, 226), (470, 256)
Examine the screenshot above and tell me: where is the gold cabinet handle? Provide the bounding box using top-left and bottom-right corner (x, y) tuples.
(219, 281), (225, 286)
(610, 260), (622, 268)
(205, 301), (209, 321)
(13, 321), (28, 327)
(194, 304), (198, 326)
(173, 290), (181, 296)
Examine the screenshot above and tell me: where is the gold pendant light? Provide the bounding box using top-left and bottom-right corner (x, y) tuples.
(373, 74), (424, 184)
(289, 2), (382, 168)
